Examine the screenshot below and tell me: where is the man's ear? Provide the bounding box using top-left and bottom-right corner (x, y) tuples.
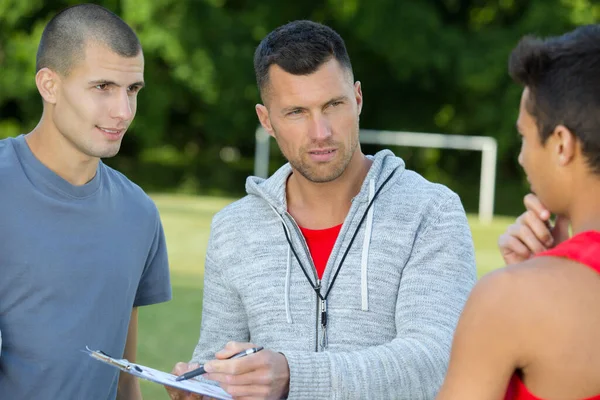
(354, 81), (363, 116)
(35, 68), (60, 104)
(255, 104), (275, 138)
(552, 124), (577, 166)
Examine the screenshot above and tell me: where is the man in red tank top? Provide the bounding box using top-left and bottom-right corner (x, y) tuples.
(437, 24), (600, 400)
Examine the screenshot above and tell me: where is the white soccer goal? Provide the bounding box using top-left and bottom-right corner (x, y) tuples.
(254, 127), (497, 223)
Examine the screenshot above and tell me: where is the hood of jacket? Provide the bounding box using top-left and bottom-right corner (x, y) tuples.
(245, 149), (404, 212)
(243, 150), (405, 341)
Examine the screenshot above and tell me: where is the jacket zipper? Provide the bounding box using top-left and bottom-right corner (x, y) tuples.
(284, 212), (323, 352)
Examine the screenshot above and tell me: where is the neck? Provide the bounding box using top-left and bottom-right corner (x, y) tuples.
(565, 175), (600, 235)
(26, 114), (99, 186)
(286, 150), (372, 229)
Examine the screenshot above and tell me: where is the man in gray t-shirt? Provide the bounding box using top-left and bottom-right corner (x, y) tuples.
(0, 4), (171, 399)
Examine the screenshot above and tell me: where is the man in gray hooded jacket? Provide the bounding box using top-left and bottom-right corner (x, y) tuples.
(168, 20), (477, 400)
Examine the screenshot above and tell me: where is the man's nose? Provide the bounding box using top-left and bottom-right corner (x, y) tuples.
(309, 114), (332, 141)
(111, 90), (134, 121)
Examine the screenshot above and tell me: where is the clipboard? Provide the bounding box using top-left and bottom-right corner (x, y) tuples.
(84, 346), (232, 400)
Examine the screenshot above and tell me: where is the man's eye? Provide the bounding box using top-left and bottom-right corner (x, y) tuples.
(95, 84), (108, 90)
(287, 109), (303, 116)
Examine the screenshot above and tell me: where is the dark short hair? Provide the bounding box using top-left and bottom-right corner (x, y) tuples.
(508, 24), (600, 173)
(253, 20), (353, 98)
(36, 3), (142, 76)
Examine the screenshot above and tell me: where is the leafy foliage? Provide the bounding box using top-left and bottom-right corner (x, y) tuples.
(1, 0), (597, 214)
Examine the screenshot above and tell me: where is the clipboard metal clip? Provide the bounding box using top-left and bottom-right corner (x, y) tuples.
(84, 346), (132, 371)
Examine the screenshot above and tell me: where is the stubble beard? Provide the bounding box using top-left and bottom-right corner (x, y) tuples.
(284, 125), (360, 184)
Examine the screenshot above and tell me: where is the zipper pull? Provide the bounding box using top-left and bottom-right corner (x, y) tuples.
(320, 298), (327, 328)
(320, 298), (328, 351)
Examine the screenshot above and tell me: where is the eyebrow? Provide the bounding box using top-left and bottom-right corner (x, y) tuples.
(89, 80), (145, 88)
(280, 105), (306, 115)
(325, 95), (348, 106)
(280, 95), (349, 115)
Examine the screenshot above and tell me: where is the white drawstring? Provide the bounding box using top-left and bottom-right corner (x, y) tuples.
(360, 179), (375, 311)
(268, 204), (293, 324)
(285, 245), (293, 323)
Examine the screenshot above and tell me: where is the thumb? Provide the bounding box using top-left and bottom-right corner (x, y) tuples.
(552, 215), (570, 245)
(172, 362), (200, 375)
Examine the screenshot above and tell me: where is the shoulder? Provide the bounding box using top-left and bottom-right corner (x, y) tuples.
(0, 137), (13, 152)
(491, 256), (599, 300)
(0, 138), (24, 184)
(211, 194), (265, 229)
(465, 257), (583, 338)
(0, 137), (18, 168)
(401, 168), (459, 201)
(462, 256), (598, 364)
(389, 168), (467, 235)
(384, 164), (463, 217)
(469, 259), (555, 314)
(101, 163), (159, 217)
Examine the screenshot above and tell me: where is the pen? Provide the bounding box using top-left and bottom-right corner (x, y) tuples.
(175, 346), (264, 382)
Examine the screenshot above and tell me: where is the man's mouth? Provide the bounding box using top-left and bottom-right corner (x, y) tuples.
(96, 126), (126, 140)
(309, 149), (336, 155)
(97, 127), (123, 134)
(307, 148), (337, 162)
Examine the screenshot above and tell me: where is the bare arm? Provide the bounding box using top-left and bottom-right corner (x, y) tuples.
(436, 271), (526, 400)
(117, 308), (142, 400)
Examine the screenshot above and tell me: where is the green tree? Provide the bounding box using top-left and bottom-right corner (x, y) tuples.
(1, 0), (597, 214)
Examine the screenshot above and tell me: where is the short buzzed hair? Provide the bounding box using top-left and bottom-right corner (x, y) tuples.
(253, 20), (353, 99)
(36, 3), (142, 76)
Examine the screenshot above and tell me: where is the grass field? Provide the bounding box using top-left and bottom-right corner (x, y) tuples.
(137, 194), (513, 399)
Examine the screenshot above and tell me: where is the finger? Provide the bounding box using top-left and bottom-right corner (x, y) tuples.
(206, 349), (266, 375)
(522, 211), (553, 247)
(219, 382), (271, 399)
(215, 342), (257, 359)
(185, 363), (201, 373)
(507, 223), (547, 255)
(230, 397), (264, 400)
(499, 234), (532, 261)
(552, 215), (571, 244)
(166, 385), (201, 400)
(171, 362), (200, 375)
(204, 369), (271, 387)
(205, 358), (251, 376)
(523, 194), (550, 220)
(165, 385), (182, 400)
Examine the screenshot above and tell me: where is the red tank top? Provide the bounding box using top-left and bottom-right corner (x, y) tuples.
(505, 230), (600, 400)
(299, 224), (343, 280)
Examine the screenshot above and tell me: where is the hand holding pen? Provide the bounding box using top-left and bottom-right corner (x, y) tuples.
(176, 346), (264, 381)
(166, 342), (290, 400)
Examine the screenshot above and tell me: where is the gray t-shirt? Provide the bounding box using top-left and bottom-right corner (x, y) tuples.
(0, 135), (172, 399)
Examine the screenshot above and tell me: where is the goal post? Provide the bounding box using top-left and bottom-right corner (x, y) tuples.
(253, 127), (497, 223)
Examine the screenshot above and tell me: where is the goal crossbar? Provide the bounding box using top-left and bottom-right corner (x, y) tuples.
(254, 128), (497, 223)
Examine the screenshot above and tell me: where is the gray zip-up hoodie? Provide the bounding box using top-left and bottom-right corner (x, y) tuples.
(192, 150), (477, 399)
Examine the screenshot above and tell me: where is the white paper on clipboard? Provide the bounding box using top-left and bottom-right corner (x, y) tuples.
(84, 346), (232, 400)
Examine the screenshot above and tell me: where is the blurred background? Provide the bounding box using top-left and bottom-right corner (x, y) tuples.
(1, 0), (599, 398)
